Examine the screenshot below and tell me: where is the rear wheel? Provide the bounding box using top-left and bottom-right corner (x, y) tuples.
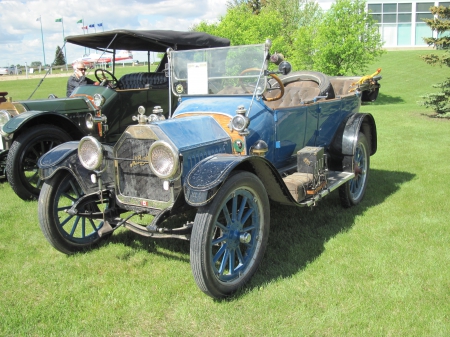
(6, 125), (72, 200)
(190, 171), (270, 298)
(38, 170), (110, 255)
(339, 132), (370, 208)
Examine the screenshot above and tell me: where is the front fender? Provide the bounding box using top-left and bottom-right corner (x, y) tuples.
(184, 154), (296, 207)
(1, 110), (85, 136)
(38, 141), (115, 195)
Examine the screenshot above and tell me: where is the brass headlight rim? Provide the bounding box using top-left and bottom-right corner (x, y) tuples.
(148, 140), (179, 179)
(78, 136), (104, 171)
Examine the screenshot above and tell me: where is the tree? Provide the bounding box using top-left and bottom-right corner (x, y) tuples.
(419, 5), (450, 116)
(31, 61), (42, 67)
(54, 46), (66, 66)
(311, 0), (384, 76)
(194, 0), (383, 76)
(193, 0), (322, 65)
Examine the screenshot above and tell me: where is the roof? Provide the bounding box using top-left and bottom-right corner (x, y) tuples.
(65, 30), (230, 52)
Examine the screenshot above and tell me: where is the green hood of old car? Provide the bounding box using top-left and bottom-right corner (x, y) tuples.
(1, 98), (93, 135)
(20, 97), (91, 112)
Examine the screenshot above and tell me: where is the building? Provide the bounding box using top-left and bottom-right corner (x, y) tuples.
(317, 1), (450, 48)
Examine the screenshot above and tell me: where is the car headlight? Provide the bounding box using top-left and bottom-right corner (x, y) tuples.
(148, 140), (179, 179)
(0, 110), (11, 128)
(231, 114), (248, 132)
(78, 136), (104, 170)
(93, 93), (106, 107)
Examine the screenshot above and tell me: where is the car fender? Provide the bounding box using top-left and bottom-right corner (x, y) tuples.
(1, 110), (86, 138)
(184, 153), (296, 207)
(329, 112), (377, 157)
(38, 141), (115, 195)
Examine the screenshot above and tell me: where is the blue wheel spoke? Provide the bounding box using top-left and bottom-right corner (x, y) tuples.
(57, 205), (72, 212)
(68, 180), (81, 198)
(215, 220), (228, 232)
(61, 192), (77, 203)
(222, 205), (232, 225)
(228, 249), (235, 274)
(237, 196), (247, 222)
(212, 235), (227, 245)
(213, 244), (227, 264)
(59, 213), (74, 227)
(69, 216), (80, 236)
(88, 218), (99, 232)
(218, 249), (229, 275)
(241, 207), (254, 224)
(81, 218), (86, 238)
(236, 246), (244, 265)
(232, 194), (238, 222)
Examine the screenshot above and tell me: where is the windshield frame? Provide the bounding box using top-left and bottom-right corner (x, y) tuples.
(168, 41), (271, 98)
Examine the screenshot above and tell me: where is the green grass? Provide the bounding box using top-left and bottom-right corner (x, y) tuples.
(1, 50), (450, 336)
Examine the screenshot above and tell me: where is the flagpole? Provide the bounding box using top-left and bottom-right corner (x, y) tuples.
(38, 16), (46, 66)
(61, 18), (67, 69)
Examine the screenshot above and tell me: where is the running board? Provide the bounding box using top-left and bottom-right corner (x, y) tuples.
(298, 171), (354, 207)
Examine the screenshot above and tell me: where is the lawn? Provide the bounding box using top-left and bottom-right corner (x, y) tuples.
(0, 50), (449, 336)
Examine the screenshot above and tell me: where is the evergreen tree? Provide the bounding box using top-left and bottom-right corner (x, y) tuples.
(54, 46), (66, 66)
(419, 5), (450, 116)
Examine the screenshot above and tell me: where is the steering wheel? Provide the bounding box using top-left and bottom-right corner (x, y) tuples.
(239, 68), (261, 93)
(239, 68), (285, 101)
(95, 69), (121, 89)
(264, 73), (284, 101)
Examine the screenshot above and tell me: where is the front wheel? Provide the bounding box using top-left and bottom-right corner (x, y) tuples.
(38, 170), (110, 255)
(190, 171), (270, 299)
(6, 124), (72, 200)
(339, 132), (370, 208)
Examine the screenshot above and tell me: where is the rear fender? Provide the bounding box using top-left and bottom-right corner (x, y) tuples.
(184, 154), (295, 207)
(328, 112), (377, 172)
(329, 113), (377, 156)
(38, 141), (115, 195)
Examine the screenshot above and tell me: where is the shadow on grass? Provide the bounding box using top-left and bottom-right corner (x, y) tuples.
(243, 168), (415, 295)
(363, 92), (405, 105)
(95, 168), (414, 299)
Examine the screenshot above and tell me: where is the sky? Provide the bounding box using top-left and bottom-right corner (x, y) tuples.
(0, 0), (229, 67)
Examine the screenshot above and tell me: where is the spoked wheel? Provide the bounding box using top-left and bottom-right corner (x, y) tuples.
(339, 132), (370, 208)
(190, 171), (270, 299)
(6, 125), (72, 200)
(38, 170), (110, 255)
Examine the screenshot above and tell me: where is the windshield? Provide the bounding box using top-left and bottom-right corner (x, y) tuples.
(170, 44), (268, 96)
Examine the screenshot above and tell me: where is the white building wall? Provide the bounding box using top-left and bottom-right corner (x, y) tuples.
(315, 0), (449, 48)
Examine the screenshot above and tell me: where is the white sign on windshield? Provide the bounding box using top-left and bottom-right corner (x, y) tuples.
(187, 62), (208, 95)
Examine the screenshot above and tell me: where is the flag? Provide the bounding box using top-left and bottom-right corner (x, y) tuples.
(89, 24), (94, 28)
(97, 23), (102, 27)
(77, 19), (82, 24)
(55, 18), (62, 22)
(36, 17), (40, 22)
(82, 26), (88, 30)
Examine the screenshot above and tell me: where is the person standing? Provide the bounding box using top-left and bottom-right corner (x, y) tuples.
(66, 62), (96, 97)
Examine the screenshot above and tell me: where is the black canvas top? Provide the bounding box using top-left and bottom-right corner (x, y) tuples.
(65, 29), (230, 52)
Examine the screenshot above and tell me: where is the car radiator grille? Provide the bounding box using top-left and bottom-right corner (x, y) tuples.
(116, 138), (171, 202)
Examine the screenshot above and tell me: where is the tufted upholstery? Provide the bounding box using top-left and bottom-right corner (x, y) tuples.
(264, 84), (320, 110)
(118, 72), (168, 90)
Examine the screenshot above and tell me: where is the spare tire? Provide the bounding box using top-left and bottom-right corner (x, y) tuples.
(277, 71), (335, 100)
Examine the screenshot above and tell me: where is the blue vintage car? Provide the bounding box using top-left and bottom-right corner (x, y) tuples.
(37, 41), (379, 299)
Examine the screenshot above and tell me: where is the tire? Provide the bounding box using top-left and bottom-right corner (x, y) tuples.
(6, 124), (72, 200)
(38, 170), (109, 255)
(279, 70), (335, 99)
(190, 171), (270, 298)
(339, 132), (370, 208)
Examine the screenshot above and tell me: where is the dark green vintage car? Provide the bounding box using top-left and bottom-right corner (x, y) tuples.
(0, 29), (229, 200)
